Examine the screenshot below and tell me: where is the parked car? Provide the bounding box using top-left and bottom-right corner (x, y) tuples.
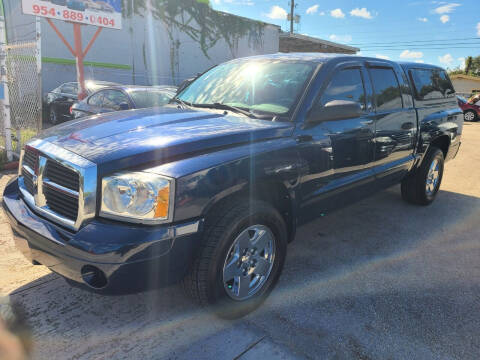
(4, 54), (462, 318)
(71, 85), (177, 118)
(44, 80), (117, 124)
(66, 0), (86, 11)
(84, 0), (103, 11)
(457, 94), (480, 121)
(95, 1), (115, 12)
(49, 0), (67, 5)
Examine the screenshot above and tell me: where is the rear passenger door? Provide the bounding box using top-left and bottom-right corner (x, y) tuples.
(367, 62), (417, 186)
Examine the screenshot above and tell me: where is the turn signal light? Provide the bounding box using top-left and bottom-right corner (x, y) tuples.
(154, 186), (170, 218)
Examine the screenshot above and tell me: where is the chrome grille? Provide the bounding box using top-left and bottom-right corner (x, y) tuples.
(45, 160), (80, 191)
(23, 147), (38, 171)
(44, 185), (78, 220)
(21, 168), (35, 194)
(18, 140), (97, 231)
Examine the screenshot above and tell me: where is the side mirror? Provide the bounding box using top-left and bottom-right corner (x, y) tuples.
(308, 100), (363, 123)
(119, 102), (130, 111)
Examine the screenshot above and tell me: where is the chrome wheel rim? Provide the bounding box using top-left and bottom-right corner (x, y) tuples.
(222, 225), (276, 301)
(426, 159), (440, 195)
(464, 112), (475, 121)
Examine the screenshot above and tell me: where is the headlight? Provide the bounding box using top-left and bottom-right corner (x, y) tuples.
(100, 171), (174, 224)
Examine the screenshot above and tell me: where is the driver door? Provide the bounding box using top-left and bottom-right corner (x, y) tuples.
(298, 62), (377, 222)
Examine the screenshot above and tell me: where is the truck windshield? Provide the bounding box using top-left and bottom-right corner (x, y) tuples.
(176, 60), (315, 115)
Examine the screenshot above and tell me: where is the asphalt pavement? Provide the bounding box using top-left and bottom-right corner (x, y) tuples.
(1, 123), (479, 360)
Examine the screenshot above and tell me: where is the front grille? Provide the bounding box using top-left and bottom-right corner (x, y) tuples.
(45, 160), (80, 191)
(18, 140), (96, 231)
(23, 148), (38, 171)
(44, 185), (79, 221)
(22, 169), (35, 195)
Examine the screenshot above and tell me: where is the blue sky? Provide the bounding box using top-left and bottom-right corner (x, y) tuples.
(211, 0), (480, 69)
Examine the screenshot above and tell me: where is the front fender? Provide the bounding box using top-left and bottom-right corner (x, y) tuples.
(147, 138), (301, 223)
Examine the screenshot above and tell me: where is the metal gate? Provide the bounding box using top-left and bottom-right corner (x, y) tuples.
(5, 39), (42, 154)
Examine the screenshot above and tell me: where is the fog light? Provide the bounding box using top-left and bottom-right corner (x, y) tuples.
(81, 265), (107, 289)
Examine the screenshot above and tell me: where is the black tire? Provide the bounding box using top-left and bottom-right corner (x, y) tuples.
(183, 199), (287, 319)
(464, 110), (477, 122)
(401, 147), (444, 206)
(49, 107), (59, 125)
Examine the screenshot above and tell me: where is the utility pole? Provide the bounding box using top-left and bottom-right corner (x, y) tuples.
(0, 0), (12, 161)
(290, 0), (294, 34)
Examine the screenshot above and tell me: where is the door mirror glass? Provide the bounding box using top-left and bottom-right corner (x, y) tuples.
(308, 100), (362, 123)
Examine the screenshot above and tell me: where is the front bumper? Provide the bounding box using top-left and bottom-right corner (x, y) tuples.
(2, 178), (203, 294)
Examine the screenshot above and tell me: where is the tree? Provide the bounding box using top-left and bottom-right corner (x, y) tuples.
(465, 56), (473, 74)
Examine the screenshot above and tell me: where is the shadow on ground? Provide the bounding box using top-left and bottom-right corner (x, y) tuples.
(8, 187), (480, 359)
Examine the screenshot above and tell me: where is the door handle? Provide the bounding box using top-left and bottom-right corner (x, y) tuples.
(361, 120), (374, 125)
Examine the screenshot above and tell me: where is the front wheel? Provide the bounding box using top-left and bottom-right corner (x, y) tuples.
(49, 107), (59, 125)
(464, 110), (477, 122)
(183, 200), (287, 318)
(401, 147), (444, 205)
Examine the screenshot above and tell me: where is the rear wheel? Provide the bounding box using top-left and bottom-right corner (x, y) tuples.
(464, 110), (477, 122)
(183, 200), (287, 318)
(401, 147), (444, 205)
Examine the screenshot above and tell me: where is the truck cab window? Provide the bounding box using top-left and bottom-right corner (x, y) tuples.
(438, 71), (455, 97)
(410, 69), (444, 100)
(369, 67), (403, 111)
(321, 68), (366, 108)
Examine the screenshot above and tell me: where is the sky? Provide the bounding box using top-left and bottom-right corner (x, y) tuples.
(211, 0), (480, 69)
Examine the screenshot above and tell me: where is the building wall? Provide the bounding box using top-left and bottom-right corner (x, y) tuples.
(3, 0), (279, 94)
(451, 78), (480, 96)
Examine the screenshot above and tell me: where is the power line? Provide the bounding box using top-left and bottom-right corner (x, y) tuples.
(360, 46), (480, 51)
(349, 37), (480, 46)
(360, 43), (480, 50)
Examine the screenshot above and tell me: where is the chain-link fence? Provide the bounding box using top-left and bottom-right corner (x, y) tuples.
(4, 40), (42, 155)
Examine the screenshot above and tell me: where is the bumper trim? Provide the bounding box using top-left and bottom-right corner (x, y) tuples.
(175, 221), (200, 236)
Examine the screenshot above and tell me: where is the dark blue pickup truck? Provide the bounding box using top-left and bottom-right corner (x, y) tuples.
(3, 54), (462, 318)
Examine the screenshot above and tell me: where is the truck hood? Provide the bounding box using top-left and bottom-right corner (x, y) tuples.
(36, 106), (293, 169)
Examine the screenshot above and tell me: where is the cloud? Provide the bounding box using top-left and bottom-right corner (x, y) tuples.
(418, 17), (428, 22)
(400, 50), (424, 59)
(440, 15), (449, 23)
(438, 53), (454, 66)
(375, 54), (390, 60)
(329, 34), (352, 43)
(477, 23), (480, 36)
(433, 3), (460, 14)
(458, 57), (465, 70)
(319, 11), (325, 16)
(306, 4), (319, 14)
(350, 8), (373, 19)
(330, 9), (345, 18)
(266, 5), (287, 19)
(415, 60), (425, 63)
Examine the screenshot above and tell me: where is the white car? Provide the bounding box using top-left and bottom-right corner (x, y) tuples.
(84, 0), (103, 11)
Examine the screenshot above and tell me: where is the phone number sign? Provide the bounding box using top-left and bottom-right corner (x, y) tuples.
(22, 0), (122, 30)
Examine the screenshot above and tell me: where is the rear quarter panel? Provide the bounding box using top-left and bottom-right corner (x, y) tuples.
(414, 96), (463, 162)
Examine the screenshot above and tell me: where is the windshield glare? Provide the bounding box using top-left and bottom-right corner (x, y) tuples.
(130, 90), (173, 108)
(177, 60), (315, 115)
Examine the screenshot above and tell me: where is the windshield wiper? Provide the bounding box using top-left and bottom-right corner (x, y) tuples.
(170, 97), (193, 108)
(194, 103), (274, 120)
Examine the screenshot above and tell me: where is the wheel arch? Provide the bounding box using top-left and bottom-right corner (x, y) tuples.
(202, 179), (297, 243)
(429, 134), (450, 159)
